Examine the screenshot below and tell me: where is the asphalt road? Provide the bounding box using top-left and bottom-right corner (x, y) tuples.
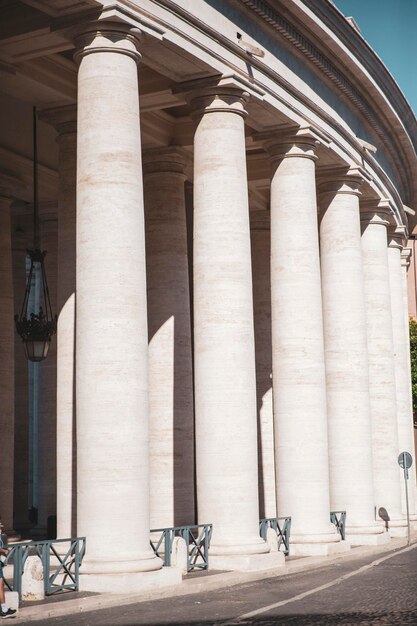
(21, 543), (417, 626)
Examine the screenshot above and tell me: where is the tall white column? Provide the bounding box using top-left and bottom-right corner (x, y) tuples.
(401, 249), (417, 509)
(0, 177), (18, 538)
(37, 214), (58, 536)
(12, 217), (31, 533)
(41, 105), (77, 539)
(267, 128), (344, 556)
(143, 148), (195, 529)
(389, 232), (417, 518)
(319, 175), (386, 545)
(75, 21), (180, 592)
(361, 206), (407, 536)
(401, 249), (414, 424)
(190, 81), (282, 570)
(250, 213), (276, 520)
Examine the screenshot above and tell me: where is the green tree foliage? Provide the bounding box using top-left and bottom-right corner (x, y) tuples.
(409, 318), (417, 425)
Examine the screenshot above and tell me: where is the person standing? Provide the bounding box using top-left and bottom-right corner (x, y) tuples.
(0, 521), (16, 619)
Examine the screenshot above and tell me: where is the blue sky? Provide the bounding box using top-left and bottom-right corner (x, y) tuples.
(333, 0), (417, 115)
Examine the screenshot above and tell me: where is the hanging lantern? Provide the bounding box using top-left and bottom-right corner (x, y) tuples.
(15, 107), (57, 362)
(15, 249), (57, 362)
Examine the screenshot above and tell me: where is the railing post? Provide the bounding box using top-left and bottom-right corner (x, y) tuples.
(42, 541), (49, 595)
(13, 545), (23, 599)
(164, 530), (171, 567)
(74, 539), (80, 591)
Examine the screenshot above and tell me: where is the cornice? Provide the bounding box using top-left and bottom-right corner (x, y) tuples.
(301, 0), (417, 149)
(238, 0), (414, 204)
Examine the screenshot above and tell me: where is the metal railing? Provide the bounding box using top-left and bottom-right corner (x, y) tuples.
(150, 524), (212, 571)
(259, 517), (291, 556)
(1, 537), (86, 599)
(330, 510), (346, 540)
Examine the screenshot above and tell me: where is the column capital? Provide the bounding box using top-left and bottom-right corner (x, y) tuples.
(360, 200), (393, 228)
(256, 125), (330, 163)
(73, 20), (143, 65)
(38, 105), (76, 137)
(388, 226), (407, 251)
(143, 147), (190, 176)
(318, 166), (371, 197)
(175, 76), (250, 120)
(401, 248), (412, 268)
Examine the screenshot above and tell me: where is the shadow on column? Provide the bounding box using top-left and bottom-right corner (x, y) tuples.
(145, 178), (195, 528)
(250, 216), (275, 520)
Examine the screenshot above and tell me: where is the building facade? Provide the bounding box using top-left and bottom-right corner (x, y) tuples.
(0, 0), (416, 592)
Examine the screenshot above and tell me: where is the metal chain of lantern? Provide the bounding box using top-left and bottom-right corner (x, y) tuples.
(14, 107), (57, 362)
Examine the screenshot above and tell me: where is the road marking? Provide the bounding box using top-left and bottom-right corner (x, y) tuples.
(219, 542), (417, 624)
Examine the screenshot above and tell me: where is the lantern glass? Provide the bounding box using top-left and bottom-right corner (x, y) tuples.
(24, 339), (50, 362)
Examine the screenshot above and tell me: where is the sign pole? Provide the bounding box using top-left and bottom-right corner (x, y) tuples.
(404, 464), (410, 546)
(398, 451), (413, 546)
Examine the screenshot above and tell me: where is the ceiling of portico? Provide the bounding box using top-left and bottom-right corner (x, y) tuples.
(1, 0), (411, 226)
(0, 0), (290, 211)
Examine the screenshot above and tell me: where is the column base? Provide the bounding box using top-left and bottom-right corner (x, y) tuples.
(209, 550), (285, 572)
(291, 540), (350, 557)
(79, 565), (181, 594)
(384, 517), (409, 537)
(347, 531), (391, 546)
(389, 526), (408, 538)
(345, 521), (389, 546)
(5, 529), (21, 543)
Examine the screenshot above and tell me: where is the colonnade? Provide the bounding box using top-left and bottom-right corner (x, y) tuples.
(1, 20), (416, 592)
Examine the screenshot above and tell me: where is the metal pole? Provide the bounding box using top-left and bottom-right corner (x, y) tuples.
(32, 106), (40, 250)
(404, 464), (411, 546)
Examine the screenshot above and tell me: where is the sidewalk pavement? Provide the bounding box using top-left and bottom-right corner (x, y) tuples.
(18, 532), (417, 623)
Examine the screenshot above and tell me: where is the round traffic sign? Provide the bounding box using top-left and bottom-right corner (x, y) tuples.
(398, 451), (413, 470)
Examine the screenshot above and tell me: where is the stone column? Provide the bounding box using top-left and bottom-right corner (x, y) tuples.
(267, 128), (344, 556)
(319, 175), (386, 545)
(401, 249), (414, 420)
(143, 148), (195, 529)
(37, 213), (58, 536)
(389, 232), (417, 518)
(75, 21), (180, 592)
(40, 105), (77, 539)
(190, 81), (282, 570)
(12, 212), (31, 534)
(403, 249), (417, 497)
(401, 249), (417, 506)
(361, 206), (407, 536)
(0, 177), (18, 538)
(250, 213), (276, 520)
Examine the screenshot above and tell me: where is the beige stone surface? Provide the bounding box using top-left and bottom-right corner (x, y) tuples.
(22, 555), (45, 601)
(361, 210), (406, 530)
(2, 0), (417, 588)
(12, 215), (31, 533)
(389, 236), (417, 516)
(144, 148), (195, 529)
(37, 215), (58, 534)
(191, 84), (268, 560)
(250, 219), (276, 520)
(400, 250), (417, 494)
(75, 23), (164, 585)
(0, 189), (15, 535)
(52, 109), (77, 540)
(268, 131), (340, 552)
(320, 179), (385, 542)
